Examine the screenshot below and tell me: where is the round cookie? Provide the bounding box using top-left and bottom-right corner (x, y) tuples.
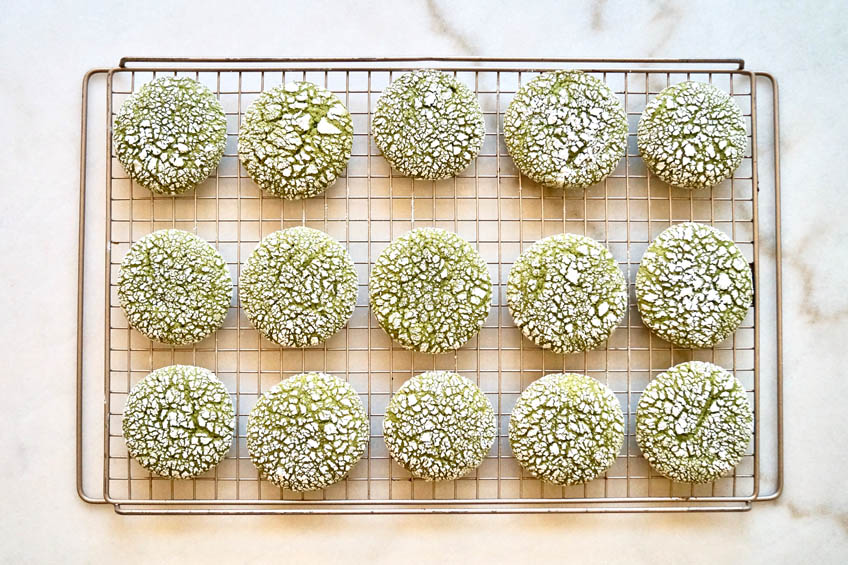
(123, 365), (235, 479)
(370, 228), (492, 353)
(246, 372), (368, 491)
(504, 70), (627, 189)
(636, 222), (753, 348)
(383, 371), (496, 481)
(238, 82), (353, 199)
(636, 361), (753, 483)
(239, 227), (358, 347)
(117, 229), (232, 345)
(509, 373), (624, 485)
(373, 70), (485, 179)
(507, 233), (627, 353)
(638, 81), (747, 189)
(114, 76), (227, 195)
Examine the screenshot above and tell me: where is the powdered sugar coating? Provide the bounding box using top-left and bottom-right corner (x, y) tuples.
(507, 233), (627, 353)
(373, 70), (485, 179)
(504, 70), (627, 189)
(238, 82), (353, 199)
(114, 77), (227, 195)
(509, 373), (624, 485)
(122, 365), (235, 479)
(370, 228), (492, 353)
(636, 222), (753, 348)
(636, 361), (753, 483)
(246, 372), (369, 491)
(117, 229), (232, 345)
(383, 371), (496, 481)
(239, 227), (358, 347)
(638, 81), (747, 189)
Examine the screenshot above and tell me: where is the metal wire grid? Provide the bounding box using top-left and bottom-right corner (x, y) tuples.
(80, 59), (780, 513)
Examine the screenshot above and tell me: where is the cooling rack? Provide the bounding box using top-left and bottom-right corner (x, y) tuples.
(77, 57), (783, 514)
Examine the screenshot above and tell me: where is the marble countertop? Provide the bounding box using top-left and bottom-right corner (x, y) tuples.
(2, 0), (847, 562)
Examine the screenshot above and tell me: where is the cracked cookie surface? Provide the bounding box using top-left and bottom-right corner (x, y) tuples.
(117, 229), (232, 345)
(373, 70), (485, 179)
(383, 371), (496, 481)
(636, 222), (752, 348)
(636, 361), (753, 483)
(239, 82), (353, 199)
(114, 77), (227, 195)
(504, 70), (627, 189)
(247, 372), (368, 491)
(638, 81), (747, 189)
(123, 365), (235, 479)
(507, 233), (627, 353)
(509, 373), (624, 485)
(239, 227), (357, 347)
(370, 228), (492, 353)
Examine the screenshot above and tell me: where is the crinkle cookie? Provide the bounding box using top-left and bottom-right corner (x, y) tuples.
(123, 365), (235, 479)
(246, 372), (368, 491)
(238, 82), (353, 199)
(636, 222), (753, 348)
(383, 371), (496, 481)
(509, 373), (624, 485)
(507, 233), (627, 353)
(117, 229), (232, 345)
(239, 227), (358, 347)
(638, 81), (747, 189)
(504, 70), (627, 189)
(373, 70), (485, 179)
(114, 76), (227, 195)
(636, 361), (753, 483)
(370, 228), (492, 353)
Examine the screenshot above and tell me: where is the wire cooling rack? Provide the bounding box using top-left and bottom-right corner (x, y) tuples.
(77, 58), (783, 514)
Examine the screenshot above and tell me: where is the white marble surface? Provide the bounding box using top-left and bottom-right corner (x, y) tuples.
(1, 0), (847, 562)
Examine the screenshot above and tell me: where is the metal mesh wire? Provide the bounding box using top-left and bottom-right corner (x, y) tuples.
(100, 62), (762, 509)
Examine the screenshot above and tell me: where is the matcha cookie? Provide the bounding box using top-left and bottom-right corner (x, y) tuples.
(114, 76), (227, 195)
(123, 365), (235, 479)
(638, 81), (747, 189)
(636, 361), (753, 483)
(509, 373), (624, 485)
(636, 222), (753, 348)
(238, 82), (353, 199)
(246, 372), (369, 491)
(504, 70), (627, 189)
(370, 228), (492, 353)
(507, 233), (627, 353)
(117, 229), (232, 345)
(373, 70), (485, 179)
(239, 227), (358, 347)
(383, 371), (496, 481)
